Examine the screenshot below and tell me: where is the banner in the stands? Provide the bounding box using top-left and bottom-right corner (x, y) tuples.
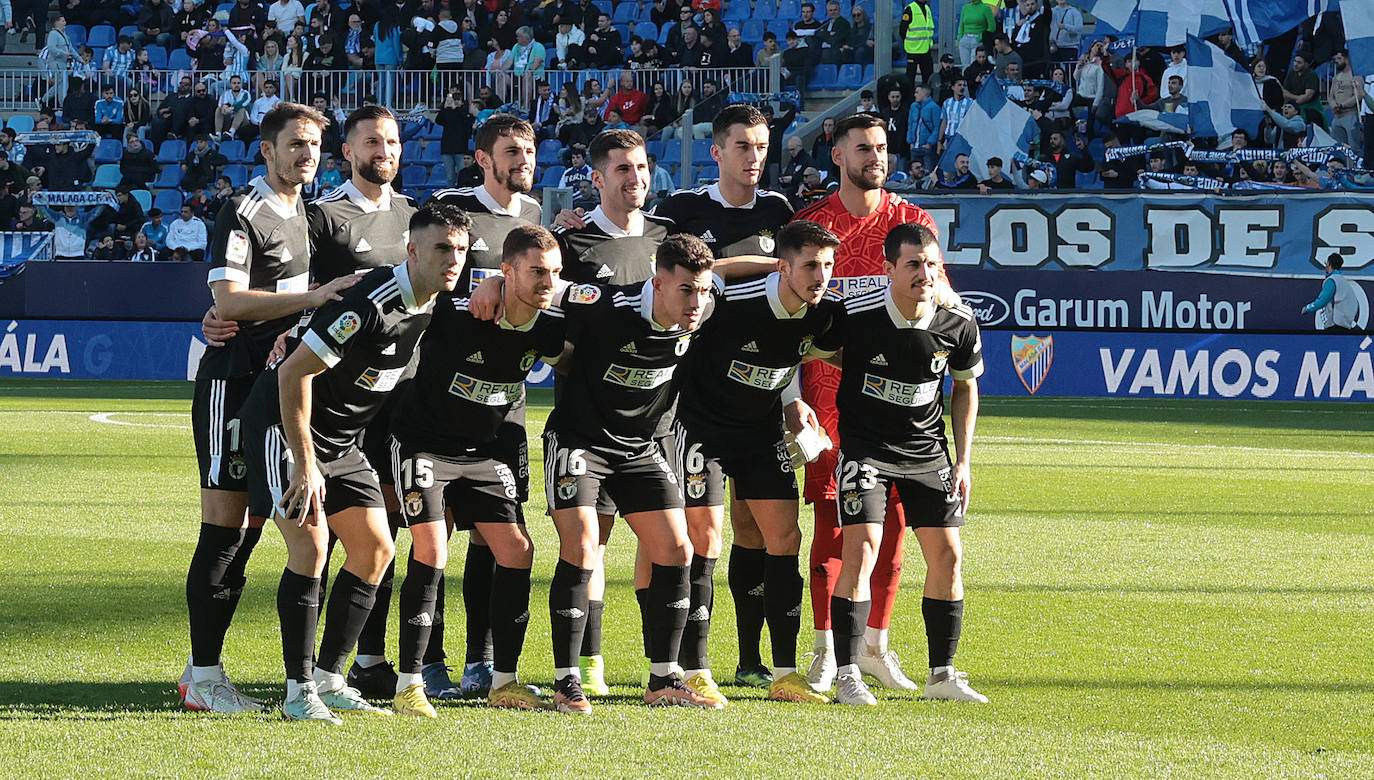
(903, 192), (1374, 277)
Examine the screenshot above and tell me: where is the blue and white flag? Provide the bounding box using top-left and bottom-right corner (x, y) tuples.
(1223, 0), (1336, 49)
(1070, 0), (1138, 34)
(1184, 35), (1265, 138)
(1134, 0), (1230, 46)
(937, 77), (1038, 181)
(1116, 109), (1191, 134)
(1342, 0), (1374, 77)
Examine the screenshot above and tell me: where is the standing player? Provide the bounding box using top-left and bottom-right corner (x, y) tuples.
(426, 113), (542, 699)
(181, 102), (357, 713)
(808, 222), (988, 705)
(239, 204), (472, 723)
(791, 112), (942, 692)
(305, 104), (418, 702)
(386, 225), (567, 715)
(672, 219), (840, 705)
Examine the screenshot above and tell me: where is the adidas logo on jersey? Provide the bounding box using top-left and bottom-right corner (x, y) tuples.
(516, 610), (529, 624)
(748, 583), (765, 597)
(596, 264), (614, 279)
(468, 351), (485, 364)
(668, 597), (691, 609)
(471, 237), (489, 252)
(872, 354), (889, 366)
(407, 613), (433, 627)
(555, 608), (585, 619)
(355, 238), (372, 253)
(741, 341), (760, 353)
(786, 604), (802, 617)
(700, 229), (716, 243)
(687, 606), (710, 622)
(620, 342), (637, 353)
(381, 343), (396, 355)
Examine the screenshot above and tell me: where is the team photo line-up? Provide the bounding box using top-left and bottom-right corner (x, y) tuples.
(184, 99), (987, 722)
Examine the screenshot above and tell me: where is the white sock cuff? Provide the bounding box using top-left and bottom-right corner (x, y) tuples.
(648, 662), (675, 677)
(395, 672), (423, 692)
(554, 666), (580, 681)
(312, 669), (345, 692)
(774, 666), (797, 677)
(816, 629), (834, 651)
(191, 665), (223, 684)
(354, 654), (387, 668)
(837, 663), (860, 677)
(491, 671), (518, 690)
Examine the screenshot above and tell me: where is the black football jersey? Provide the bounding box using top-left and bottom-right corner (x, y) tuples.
(204, 176), (313, 377)
(811, 287), (983, 472)
(677, 272), (840, 446)
(651, 183), (794, 258)
(554, 207), (672, 286)
(547, 279), (719, 455)
(294, 263), (435, 460)
(428, 186), (542, 293)
(391, 294), (567, 456)
(307, 181), (417, 283)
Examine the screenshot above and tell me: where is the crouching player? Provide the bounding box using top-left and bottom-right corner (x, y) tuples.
(385, 225), (568, 715)
(808, 222), (989, 706)
(239, 204), (471, 723)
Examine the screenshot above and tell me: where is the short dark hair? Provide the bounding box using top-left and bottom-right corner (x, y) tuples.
(344, 104), (396, 140)
(860, 89), (874, 99)
(987, 156), (1003, 167)
(589, 128), (645, 171)
(712, 104), (768, 144)
(834, 112), (884, 143)
(259, 102), (328, 147)
(149, 208), (163, 217)
(883, 222), (939, 263)
(409, 203), (474, 236)
(502, 223), (559, 262)
(475, 113), (536, 155)
(655, 234), (715, 274)
(1329, 252), (1345, 270)
(776, 220), (840, 261)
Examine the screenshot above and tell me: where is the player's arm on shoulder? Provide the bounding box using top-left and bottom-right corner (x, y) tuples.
(207, 214), (360, 321)
(200, 305), (239, 346)
(714, 254), (779, 279)
(552, 207), (587, 230)
(804, 307), (844, 367)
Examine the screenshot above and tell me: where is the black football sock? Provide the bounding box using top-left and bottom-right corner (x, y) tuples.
(316, 569), (379, 676)
(216, 525), (262, 640)
(831, 597), (870, 670)
(923, 597), (964, 669)
(549, 559), (592, 670)
(315, 531), (340, 619)
(635, 587), (651, 659)
(462, 543), (496, 665)
(397, 560), (442, 675)
(354, 517), (400, 659)
(187, 523), (243, 667)
(580, 599), (604, 657)
(764, 553), (803, 670)
(647, 563), (689, 666)
(490, 564), (532, 674)
(422, 570), (448, 666)
(278, 568), (322, 683)
(679, 555), (716, 671)
(728, 545), (767, 669)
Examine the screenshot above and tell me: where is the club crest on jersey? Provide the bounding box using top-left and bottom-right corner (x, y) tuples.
(931, 350), (949, 374)
(557, 476), (577, 501)
(404, 490), (423, 517)
(674, 335), (691, 356)
(842, 491), (862, 516)
(798, 336), (814, 356)
(685, 473), (707, 499)
(520, 350), (538, 372)
(570, 284), (602, 304)
(228, 454), (247, 480)
(1011, 334), (1054, 395)
(758, 230), (775, 253)
(328, 311), (362, 343)
(226, 229), (250, 265)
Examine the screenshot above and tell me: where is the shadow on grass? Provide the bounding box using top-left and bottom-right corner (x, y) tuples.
(0, 680), (256, 717)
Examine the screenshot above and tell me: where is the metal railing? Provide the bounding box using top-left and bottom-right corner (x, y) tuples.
(0, 65), (773, 115)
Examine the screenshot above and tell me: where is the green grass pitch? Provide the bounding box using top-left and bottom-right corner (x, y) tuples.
(0, 379), (1371, 778)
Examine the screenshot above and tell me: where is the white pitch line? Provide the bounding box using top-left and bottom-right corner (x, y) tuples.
(87, 412), (190, 430)
(978, 435), (1374, 459)
(979, 399), (1358, 415)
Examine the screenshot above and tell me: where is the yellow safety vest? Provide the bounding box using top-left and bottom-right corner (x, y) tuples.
(904, 2), (934, 55)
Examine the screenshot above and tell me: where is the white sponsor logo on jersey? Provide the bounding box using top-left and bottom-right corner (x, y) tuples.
(603, 363), (675, 389)
(741, 340), (760, 352)
(467, 351), (485, 364)
(355, 366), (405, 392)
(871, 353), (889, 366)
(620, 342), (638, 353)
(381, 343), (396, 355)
(861, 374), (939, 407)
(468, 267), (499, 293)
(448, 372), (523, 406)
(667, 597), (690, 609)
(700, 229), (716, 243)
(276, 271), (309, 294)
(471, 236), (489, 252)
(727, 360), (796, 391)
(555, 607), (585, 619)
(407, 612), (433, 627)
(355, 237), (372, 253)
(596, 264), (614, 279)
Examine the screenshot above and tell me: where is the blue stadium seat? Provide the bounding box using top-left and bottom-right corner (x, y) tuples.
(87, 24), (116, 49)
(6, 115), (34, 133)
(168, 49), (192, 71)
(862, 64), (875, 83)
(645, 140), (665, 159)
(90, 47), (107, 67)
(66, 25), (87, 47)
(401, 164), (428, 185)
(691, 138), (713, 165)
(753, 0), (777, 20)
(766, 19), (791, 37)
(417, 121), (442, 141)
(697, 164), (719, 180)
(401, 140), (424, 162)
(146, 46), (169, 70)
(536, 138), (562, 165)
(540, 165), (566, 188)
(131, 189), (152, 211)
(426, 166), (449, 186)
(219, 139), (247, 163)
(117, 24), (140, 40)
(250, 164), (264, 179)
(613, 23), (632, 42)
(154, 189), (185, 212)
(724, 0), (750, 20)
(663, 138), (683, 165)
(419, 142), (442, 165)
(153, 166), (184, 189)
(222, 164), (248, 187)
(777, 0), (800, 19)
(742, 20), (765, 42)
(634, 21), (658, 40)
(155, 139), (185, 164)
(1075, 170), (1104, 189)
(612, 3), (638, 23)
(245, 140), (261, 163)
(659, 22), (674, 43)
(92, 164), (123, 188)
(93, 139), (123, 164)
(836, 64), (863, 89)
(593, 0), (612, 13)
(809, 64), (839, 89)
